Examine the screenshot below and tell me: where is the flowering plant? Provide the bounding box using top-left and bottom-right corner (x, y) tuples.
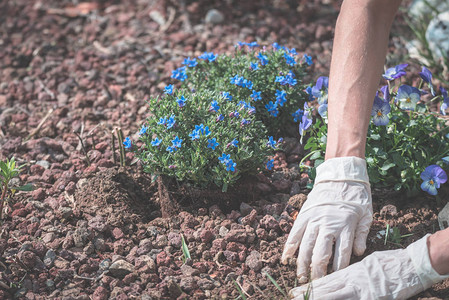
(302, 65), (449, 196)
(129, 43), (309, 191)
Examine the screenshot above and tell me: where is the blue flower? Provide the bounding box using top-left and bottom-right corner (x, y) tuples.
(171, 136), (183, 148)
(164, 84), (173, 95)
(420, 165), (447, 195)
(199, 52), (217, 62)
(207, 138), (219, 150)
(396, 85), (420, 111)
(299, 103), (313, 137)
(204, 126), (211, 136)
(166, 115), (176, 129)
(272, 42), (284, 51)
(440, 87), (448, 115)
(209, 100), (220, 112)
(265, 101), (279, 117)
(380, 85), (390, 101)
(305, 86), (314, 101)
(139, 125), (148, 135)
(176, 95), (186, 108)
(151, 138), (161, 147)
(284, 53), (296, 66)
(303, 54), (313, 66)
(275, 90), (287, 106)
(158, 117), (166, 125)
(371, 96), (391, 126)
(267, 136), (276, 149)
(219, 153), (231, 164)
(318, 103), (328, 120)
(383, 63), (408, 81)
(195, 124), (205, 134)
(225, 159), (236, 172)
(229, 139), (238, 148)
(189, 129), (200, 141)
(171, 66), (187, 81)
(216, 114), (224, 122)
(288, 48), (297, 56)
(419, 66), (435, 96)
(292, 108), (303, 122)
(166, 146), (175, 153)
(243, 79), (253, 90)
(266, 159), (274, 170)
(182, 57), (198, 67)
(257, 52), (268, 66)
(311, 76), (329, 104)
(240, 118), (251, 126)
(222, 92), (233, 101)
(250, 62), (259, 70)
(123, 137), (132, 149)
(233, 111), (240, 118)
(251, 90), (262, 101)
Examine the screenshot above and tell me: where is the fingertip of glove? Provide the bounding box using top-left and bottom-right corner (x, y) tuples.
(297, 274), (308, 284)
(353, 245), (366, 256)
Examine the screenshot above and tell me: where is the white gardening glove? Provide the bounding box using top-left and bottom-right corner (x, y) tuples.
(290, 234), (449, 299)
(282, 156), (373, 282)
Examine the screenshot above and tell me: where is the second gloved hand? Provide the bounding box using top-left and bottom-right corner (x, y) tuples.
(281, 156), (373, 282)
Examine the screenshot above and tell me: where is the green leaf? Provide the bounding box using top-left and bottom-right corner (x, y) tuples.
(393, 183), (402, 191)
(309, 151), (322, 161)
(380, 162), (395, 171)
(180, 234), (191, 261)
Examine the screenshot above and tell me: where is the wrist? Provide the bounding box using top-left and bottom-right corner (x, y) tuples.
(428, 229), (449, 275)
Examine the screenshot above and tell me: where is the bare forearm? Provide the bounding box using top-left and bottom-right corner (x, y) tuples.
(325, 0), (401, 160)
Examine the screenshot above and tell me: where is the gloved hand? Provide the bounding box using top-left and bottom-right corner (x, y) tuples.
(281, 156), (373, 282)
(290, 234), (449, 299)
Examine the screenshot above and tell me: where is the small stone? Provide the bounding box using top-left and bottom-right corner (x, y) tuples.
(179, 276), (197, 293)
(245, 250), (262, 271)
(239, 202), (253, 216)
(43, 249), (56, 267)
(92, 286), (109, 300)
(180, 264), (200, 276)
(109, 260), (135, 278)
(205, 9), (224, 24)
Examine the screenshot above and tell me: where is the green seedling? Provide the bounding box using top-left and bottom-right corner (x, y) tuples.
(384, 224), (413, 246)
(264, 272), (288, 299)
(232, 278), (247, 300)
(0, 157), (34, 220)
(180, 234), (191, 263)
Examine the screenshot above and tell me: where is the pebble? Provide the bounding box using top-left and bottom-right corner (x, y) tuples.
(109, 259), (135, 278)
(205, 9), (224, 24)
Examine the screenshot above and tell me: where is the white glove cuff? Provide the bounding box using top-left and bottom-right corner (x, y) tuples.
(407, 234), (449, 289)
(315, 156), (369, 184)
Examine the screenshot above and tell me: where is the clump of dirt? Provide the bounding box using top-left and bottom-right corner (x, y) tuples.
(74, 167), (158, 227)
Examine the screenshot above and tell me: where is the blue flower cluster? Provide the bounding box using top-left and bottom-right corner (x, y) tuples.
(284, 53), (296, 66)
(164, 84), (173, 95)
(166, 136), (183, 153)
(189, 124), (211, 140)
(158, 114), (176, 129)
(292, 108), (303, 123)
(183, 57), (198, 68)
(275, 71), (297, 86)
(171, 66), (187, 81)
(237, 41), (259, 48)
(219, 153), (236, 172)
(275, 90), (287, 107)
(265, 101), (279, 117)
(198, 52), (217, 62)
(257, 52), (269, 66)
(230, 75), (253, 89)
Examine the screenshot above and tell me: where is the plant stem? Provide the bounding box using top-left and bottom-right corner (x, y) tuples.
(111, 130), (117, 164)
(0, 183), (8, 220)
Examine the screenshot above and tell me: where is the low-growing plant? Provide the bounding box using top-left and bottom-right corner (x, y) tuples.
(0, 157), (34, 220)
(301, 64), (449, 196)
(384, 224), (414, 246)
(129, 42), (312, 191)
(264, 272), (288, 299)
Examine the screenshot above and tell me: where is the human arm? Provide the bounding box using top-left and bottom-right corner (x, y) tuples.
(282, 0), (402, 282)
